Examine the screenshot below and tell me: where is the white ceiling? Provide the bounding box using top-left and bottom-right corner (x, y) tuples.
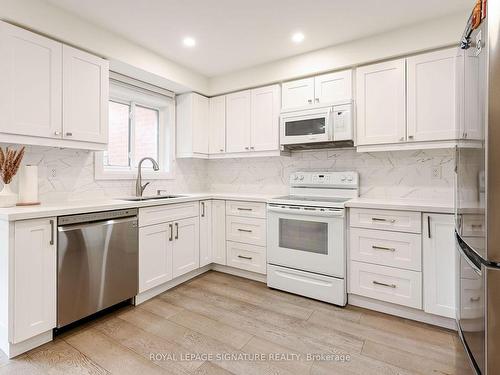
(46, 0), (471, 77)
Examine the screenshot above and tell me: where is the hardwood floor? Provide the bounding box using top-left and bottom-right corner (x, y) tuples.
(0, 271), (471, 375)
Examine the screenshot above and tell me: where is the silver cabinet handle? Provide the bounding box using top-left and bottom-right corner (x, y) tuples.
(470, 296), (480, 302)
(250, 146), (254, 150)
(201, 202), (205, 217)
(49, 220), (55, 245)
(238, 255), (253, 260)
(169, 223), (173, 241)
(315, 98), (319, 103)
(175, 222), (179, 239)
(371, 217), (396, 223)
(237, 208), (252, 211)
(408, 135), (414, 139)
(372, 280), (396, 288)
(307, 99), (312, 104)
(237, 228), (252, 233)
(471, 224), (483, 229)
(54, 131), (61, 136)
(219, 148), (224, 152)
(65, 132), (73, 136)
(372, 245), (395, 252)
(245, 146), (249, 150)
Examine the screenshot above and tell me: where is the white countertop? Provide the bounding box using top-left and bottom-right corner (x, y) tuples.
(0, 193), (454, 221)
(345, 198), (454, 214)
(0, 193), (274, 221)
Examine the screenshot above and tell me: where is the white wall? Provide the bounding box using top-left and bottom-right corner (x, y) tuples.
(208, 11), (467, 95)
(0, 0), (208, 94)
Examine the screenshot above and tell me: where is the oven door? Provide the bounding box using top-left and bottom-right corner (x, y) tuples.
(267, 204), (345, 277)
(280, 107), (333, 145)
(457, 233), (485, 375)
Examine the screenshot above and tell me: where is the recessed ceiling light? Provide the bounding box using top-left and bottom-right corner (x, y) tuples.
(183, 37), (196, 47)
(292, 32), (305, 43)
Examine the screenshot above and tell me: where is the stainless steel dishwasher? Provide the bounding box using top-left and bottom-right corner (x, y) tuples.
(57, 208), (138, 328)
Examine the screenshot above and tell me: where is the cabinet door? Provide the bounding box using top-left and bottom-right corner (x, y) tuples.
(13, 218), (56, 343)
(250, 85), (280, 152)
(209, 95), (226, 154)
(199, 200), (213, 267)
(423, 213), (456, 318)
(0, 21), (62, 139)
(63, 45), (109, 144)
(212, 200), (227, 265)
(193, 93), (209, 154)
(139, 223), (173, 293)
(356, 59), (406, 145)
(281, 77), (314, 110)
(226, 90), (251, 153)
(314, 70), (352, 105)
(407, 48), (457, 142)
(172, 217), (200, 278)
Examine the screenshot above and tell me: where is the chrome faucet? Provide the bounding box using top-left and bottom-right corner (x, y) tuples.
(135, 157), (160, 197)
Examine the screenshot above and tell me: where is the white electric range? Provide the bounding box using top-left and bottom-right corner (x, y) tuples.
(267, 171), (359, 306)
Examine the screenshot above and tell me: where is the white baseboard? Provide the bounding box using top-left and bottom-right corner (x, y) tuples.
(348, 294), (457, 330)
(211, 264), (267, 283)
(135, 265), (212, 305)
(1, 330), (53, 359)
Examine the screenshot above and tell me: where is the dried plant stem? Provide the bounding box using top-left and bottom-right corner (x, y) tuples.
(0, 146), (25, 184)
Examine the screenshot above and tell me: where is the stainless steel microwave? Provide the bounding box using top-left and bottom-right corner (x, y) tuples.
(280, 103), (352, 146)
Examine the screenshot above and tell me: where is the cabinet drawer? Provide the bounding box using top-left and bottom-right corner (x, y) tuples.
(349, 208), (421, 233)
(349, 228), (421, 271)
(226, 241), (266, 274)
(461, 215), (485, 237)
(349, 261), (422, 309)
(226, 200), (266, 218)
(226, 216), (266, 246)
(139, 202), (199, 227)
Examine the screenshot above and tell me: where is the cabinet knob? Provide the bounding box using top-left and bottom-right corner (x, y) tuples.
(408, 135), (414, 140)
(245, 146), (249, 150)
(65, 132), (73, 137)
(308, 99), (313, 104)
(315, 98), (320, 103)
(250, 146), (254, 150)
(219, 148), (224, 152)
(54, 131), (61, 136)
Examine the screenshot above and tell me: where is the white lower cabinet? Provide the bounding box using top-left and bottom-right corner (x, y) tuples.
(226, 241), (266, 274)
(350, 261), (422, 309)
(422, 213), (456, 318)
(199, 200), (213, 267)
(172, 217), (200, 278)
(13, 218), (56, 344)
(139, 223), (173, 293)
(212, 200), (227, 265)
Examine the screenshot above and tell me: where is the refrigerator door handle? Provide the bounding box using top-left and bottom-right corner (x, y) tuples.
(456, 234), (482, 276)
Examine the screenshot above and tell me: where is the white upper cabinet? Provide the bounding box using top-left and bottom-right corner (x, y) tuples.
(281, 77), (315, 110)
(13, 218), (56, 344)
(0, 21), (109, 150)
(63, 45), (109, 144)
(407, 48), (457, 142)
(0, 21), (62, 139)
(356, 59), (406, 146)
(314, 70), (352, 105)
(177, 92), (210, 158)
(282, 70), (352, 111)
(209, 95), (226, 154)
(423, 213), (456, 319)
(226, 90), (252, 153)
(250, 85), (280, 152)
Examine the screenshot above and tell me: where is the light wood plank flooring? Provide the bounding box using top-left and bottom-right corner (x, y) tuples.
(0, 271), (471, 375)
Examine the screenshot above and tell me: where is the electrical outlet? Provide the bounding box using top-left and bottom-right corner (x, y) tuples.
(431, 166), (442, 180)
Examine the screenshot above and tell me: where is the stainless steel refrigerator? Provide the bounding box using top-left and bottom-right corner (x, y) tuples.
(455, 1), (500, 374)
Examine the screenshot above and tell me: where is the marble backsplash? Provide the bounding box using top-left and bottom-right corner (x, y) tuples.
(1, 145), (454, 204)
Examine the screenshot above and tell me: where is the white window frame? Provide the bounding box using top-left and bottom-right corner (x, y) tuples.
(95, 82), (176, 180)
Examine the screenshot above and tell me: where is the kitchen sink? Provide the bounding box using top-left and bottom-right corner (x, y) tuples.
(119, 195), (185, 201)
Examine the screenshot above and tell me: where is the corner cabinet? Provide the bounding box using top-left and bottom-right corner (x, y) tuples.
(0, 21), (109, 150)
(422, 213), (456, 319)
(176, 92), (210, 158)
(209, 96), (226, 155)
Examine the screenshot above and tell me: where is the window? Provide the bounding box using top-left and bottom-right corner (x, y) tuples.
(95, 81), (174, 180)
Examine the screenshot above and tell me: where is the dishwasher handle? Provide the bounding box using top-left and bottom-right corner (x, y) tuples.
(58, 216), (138, 232)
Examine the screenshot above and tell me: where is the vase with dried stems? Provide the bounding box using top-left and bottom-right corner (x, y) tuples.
(0, 146), (25, 208)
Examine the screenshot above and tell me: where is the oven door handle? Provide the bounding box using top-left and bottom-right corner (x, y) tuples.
(267, 205), (344, 217)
